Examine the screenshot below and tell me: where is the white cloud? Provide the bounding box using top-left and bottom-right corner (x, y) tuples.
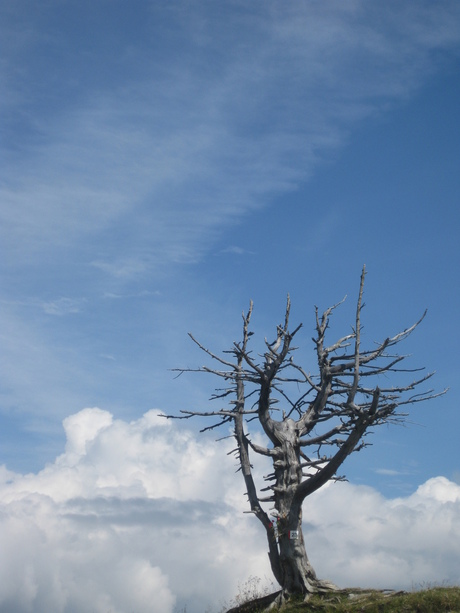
(304, 478), (460, 590)
(0, 492), (176, 613)
(375, 468), (409, 476)
(0, 409), (271, 612)
(0, 408), (459, 612)
(62, 407), (113, 458)
(218, 246), (255, 256)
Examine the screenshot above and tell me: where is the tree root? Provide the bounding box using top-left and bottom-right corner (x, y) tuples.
(224, 586), (406, 612)
(224, 590), (282, 613)
(224, 580), (339, 612)
(309, 578), (341, 594)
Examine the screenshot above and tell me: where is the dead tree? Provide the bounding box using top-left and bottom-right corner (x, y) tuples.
(166, 267), (445, 602)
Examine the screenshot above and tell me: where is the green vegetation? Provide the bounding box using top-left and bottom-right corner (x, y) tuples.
(223, 586), (460, 613)
(280, 587), (460, 612)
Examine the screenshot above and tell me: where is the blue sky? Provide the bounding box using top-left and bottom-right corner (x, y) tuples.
(1, 2), (460, 611)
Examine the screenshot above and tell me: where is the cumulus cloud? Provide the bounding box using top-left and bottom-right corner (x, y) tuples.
(305, 478), (460, 590)
(0, 408), (459, 612)
(0, 409), (271, 613)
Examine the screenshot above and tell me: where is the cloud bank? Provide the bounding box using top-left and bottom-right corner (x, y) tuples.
(1, 408), (459, 613)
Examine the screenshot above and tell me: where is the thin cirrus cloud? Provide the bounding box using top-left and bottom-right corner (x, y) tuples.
(40, 297), (87, 316)
(0, 408), (459, 613)
(1, 1), (459, 278)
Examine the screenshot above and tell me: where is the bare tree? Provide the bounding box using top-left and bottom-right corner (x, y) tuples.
(166, 267), (445, 604)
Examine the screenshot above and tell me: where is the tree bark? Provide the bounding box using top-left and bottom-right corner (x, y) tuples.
(266, 419), (337, 596)
(277, 513), (319, 595)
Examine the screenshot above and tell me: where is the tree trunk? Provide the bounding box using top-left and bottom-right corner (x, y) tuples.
(267, 420), (337, 598)
(274, 506), (334, 597)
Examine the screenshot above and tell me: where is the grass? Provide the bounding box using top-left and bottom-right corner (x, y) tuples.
(221, 586), (460, 613)
(265, 587), (460, 613)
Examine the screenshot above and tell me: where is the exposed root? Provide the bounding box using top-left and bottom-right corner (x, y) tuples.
(224, 590), (281, 613)
(224, 581), (340, 612)
(310, 578), (340, 593)
(265, 591), (286, 610)
(224, 585), (405, 612)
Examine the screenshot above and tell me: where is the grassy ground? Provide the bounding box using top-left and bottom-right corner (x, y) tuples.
(224, 587), (460, 613)
(272, 587), (460, 612)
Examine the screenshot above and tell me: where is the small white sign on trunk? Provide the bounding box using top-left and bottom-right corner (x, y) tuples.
(289, 530), (299, 540)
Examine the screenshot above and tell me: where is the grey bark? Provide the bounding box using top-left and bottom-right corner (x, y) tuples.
(166, 267), (446, 600)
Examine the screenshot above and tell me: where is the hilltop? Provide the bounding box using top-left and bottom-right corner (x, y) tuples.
(224, 586), (460, 613)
